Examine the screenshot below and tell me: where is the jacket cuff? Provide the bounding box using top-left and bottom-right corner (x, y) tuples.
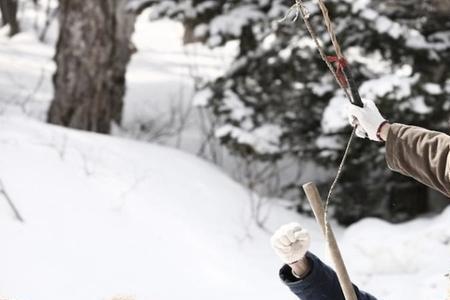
(385, 123), (402, 172)
(279, 252), (322, 295)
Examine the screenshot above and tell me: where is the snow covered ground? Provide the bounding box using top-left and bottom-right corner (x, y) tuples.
(0, 116), (449, 300)
(0, 5), (449, 300)
(0, 116), (302, 300)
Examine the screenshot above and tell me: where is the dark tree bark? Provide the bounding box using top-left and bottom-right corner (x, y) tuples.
(47, 0), (136, 133)
(0, 0), (19, 36)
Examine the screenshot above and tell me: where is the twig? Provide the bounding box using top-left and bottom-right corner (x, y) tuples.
(21, 68), (46, 113)
(0, 179), (24, 222)
(39, 1), (58, 42)
(280, 0), (352, 101)
(281, 0), (358, 224)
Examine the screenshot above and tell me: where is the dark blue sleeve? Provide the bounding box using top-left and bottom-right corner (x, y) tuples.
(279, 252), (378, 300)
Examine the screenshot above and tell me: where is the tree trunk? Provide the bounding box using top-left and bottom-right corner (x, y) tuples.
(47, 0), (136, 133)
(0, 0), (19, 36)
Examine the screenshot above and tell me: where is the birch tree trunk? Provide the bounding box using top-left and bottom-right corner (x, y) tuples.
(47, 0), (136, 133)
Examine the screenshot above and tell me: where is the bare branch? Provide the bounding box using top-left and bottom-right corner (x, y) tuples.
(0, 179), (24, 222)
(39, 1), (58, 42)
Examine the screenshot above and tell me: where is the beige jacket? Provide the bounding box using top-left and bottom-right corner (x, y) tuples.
(386, 123), (450, 198)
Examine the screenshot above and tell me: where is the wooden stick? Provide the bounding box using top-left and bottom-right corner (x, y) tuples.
(302, 182), (357, 300)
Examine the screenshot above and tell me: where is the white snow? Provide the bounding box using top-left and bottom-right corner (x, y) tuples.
(349, 0), (370, 14)
(359, 74), (420, 100)
(0, 116), (449, 300)
(395, 64), (413, 77)
(423, 83), (443, 95)
(374, 16), (403, 40)
(343, 211), (450, 299)
(321, 92), (349, 133)
(262, 33), (277, 50)
(308, 76), (335, 97)
(0, 4), (449, 300)
(215, 123), (283, 155)
(208, 5), (265, 46)
(315, 135), (340, 151)
(193, 23), (209, 39)
(346, 47), (390, 74)
(375, 16), (393, 34)
(192, 88), (213, 107)
(279, 48), (292, 60)
(351, 4), (450, 53)
(221, 90), (254, 122)
(408, 96), (433, 114)
(0, 116), (298, 300)
(0, 31), (54, 119)
(322, 72), (427, 128)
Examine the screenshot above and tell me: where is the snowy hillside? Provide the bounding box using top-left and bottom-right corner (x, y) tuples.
(1, 4), (449, 300)
(0, 116), (303, 300)
(0, 116), (449, 300)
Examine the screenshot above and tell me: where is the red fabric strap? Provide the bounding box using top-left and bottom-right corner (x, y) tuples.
(327, 56), (348, 88)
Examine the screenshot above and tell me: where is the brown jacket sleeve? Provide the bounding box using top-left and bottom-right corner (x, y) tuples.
(385, 123), (450, 198)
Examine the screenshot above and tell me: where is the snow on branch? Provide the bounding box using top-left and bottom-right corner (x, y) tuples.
(126, 0), (159, 14)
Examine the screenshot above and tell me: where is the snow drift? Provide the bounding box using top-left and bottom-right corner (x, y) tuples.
(0, 116), (449, 300)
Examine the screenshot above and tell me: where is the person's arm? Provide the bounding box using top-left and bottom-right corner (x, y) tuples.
(271, 223), (378, 300)
(290, 255), (311, 278)
(383, 122), (450, 198)
(280, 252), (377, 300)
(348, 100), (450, 198)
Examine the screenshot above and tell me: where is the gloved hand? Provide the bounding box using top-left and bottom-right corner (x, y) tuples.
(271, 222), (311, 264)
(347, 99), (387, 141)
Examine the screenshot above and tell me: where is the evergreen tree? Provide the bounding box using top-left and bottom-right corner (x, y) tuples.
(152, 0), (450, 224)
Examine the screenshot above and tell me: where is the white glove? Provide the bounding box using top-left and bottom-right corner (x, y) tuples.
(347, 99), (386, 141)
(270, 222), (311, 264)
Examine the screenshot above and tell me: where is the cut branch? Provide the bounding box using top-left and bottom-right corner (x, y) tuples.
(302, 182), (356, 300)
